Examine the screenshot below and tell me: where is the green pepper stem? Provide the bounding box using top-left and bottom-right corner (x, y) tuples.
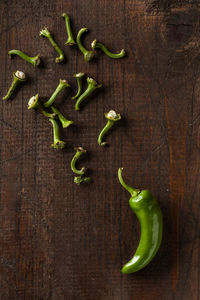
(98, 110), (121, 146)
(3, 76), (19, 100)
(98, 120), (114, 146)
(76, 28), (94, 62)
(3, 71), (26, 100)
(51, 105), (74, 128)
(71, 147), (87, 175)
(62, 13), (76, 46)
(72, 73), (84, 100)
(44, 79), (70, 108)
(8, 50), (40, 67)
(74, 175), (91, 185)
(118, 168), (140, 197)
(28, 94), (55, 118)
(49, 118), (66, 149)
(91, 40), (125, 59)
(40, 27), (64, 63)
(39, 105), (56, 118)
(75, 77), (102, 110)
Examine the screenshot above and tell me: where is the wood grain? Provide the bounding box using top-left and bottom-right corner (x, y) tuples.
(0, 0), (200, 299)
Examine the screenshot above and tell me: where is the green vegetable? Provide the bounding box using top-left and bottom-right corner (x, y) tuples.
(76, 28), (94, 62)
(62, 13), (76, 46)
(98, 110), (121, 146)
(3, 70), (27, 100)
(51, 105), (74, 128)
(28, 94), (56, 118)
(40, 27), (64, 63)
(44, 79), (70, 108)
(91, 39), (125, 59)
(72, 73), (84, 100)
(118, 168), (163, 274)
(8, 50), (40, 67)
(75, 77), (102, 111)
(49, 118), (66, 149)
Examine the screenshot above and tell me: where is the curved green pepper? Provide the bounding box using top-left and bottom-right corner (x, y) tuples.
(118, 168), (163, 274)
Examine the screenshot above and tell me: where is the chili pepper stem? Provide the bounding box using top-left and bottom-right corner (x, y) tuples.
(74, 175), (91, 185)
(3, 70), (26, 100)
(76, 28), (94, 62)
(118, 168), (140, 197)
(71, 147), (87, 175)
(44, 79), (70, 108)
(40, 27), (64, 63)
(98, 121), (114, 146)
(28, 94), (56, 118)
(8, 50), (40, 67)
(49, 118), (66, 149)
(98, 110), (121, 146)
(72, 73), (84, 100)
(39, 107), (56, 119)
(91, 39), (125, 59)
(51, 105), (74, 128)
(62, 13), (76, 46)
(75, 77), (102, 111)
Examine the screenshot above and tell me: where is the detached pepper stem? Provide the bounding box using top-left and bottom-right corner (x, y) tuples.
(91, 40), (125, 59)
(44, 79), (70, 108)
(74, 175), (91, 185)
(49, 118), (66, 149)
(98, 110), (121, 146)
(3, 70), (27, 100)
(71, 147), (87, 175)
(28, 94), (56, 118)
(118, 168), (140, 197)
(72, 73), (84, 100)
(62, 13), (76, 46)
(8, 50), (40, 67)
(75, 77), (102, 111)
(51, 105), (74, 128)
(40, 27), (64, 63)
(76, 28), (94, 62)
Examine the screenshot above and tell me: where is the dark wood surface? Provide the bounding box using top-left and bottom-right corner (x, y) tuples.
(0, 0), (200, 299)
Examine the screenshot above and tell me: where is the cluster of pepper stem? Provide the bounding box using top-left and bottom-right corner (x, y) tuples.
(3, 13), (124, 185)
(7, 13), (125, 66)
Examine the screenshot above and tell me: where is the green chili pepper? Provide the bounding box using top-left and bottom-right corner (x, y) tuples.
(40, 27), (64, 63)
(98, 110), (121, 146)
(75, 77), (102, 111)
(76, 28), (94, 62)
(49, 118), (66, 149)
(8, 50), (40, 67)
(51, 105), (74, 128)
(71, 147), (87, 175)
(28, 94), (56, 118)
(44, 79), (70, 108)
(62, 13), (76, 46)
(3, 70), (27, 100)
(91, 39), (125, 59)
(72, 73), (84, 100)
(118, 168), (163, 274)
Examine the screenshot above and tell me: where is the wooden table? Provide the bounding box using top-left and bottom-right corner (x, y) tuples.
(0, 1), (199, 299)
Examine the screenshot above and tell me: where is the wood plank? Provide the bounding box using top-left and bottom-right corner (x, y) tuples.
(0, 0), (199, 299)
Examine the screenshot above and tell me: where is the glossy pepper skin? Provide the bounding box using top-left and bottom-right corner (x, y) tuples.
(118, 168), (163, 274)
